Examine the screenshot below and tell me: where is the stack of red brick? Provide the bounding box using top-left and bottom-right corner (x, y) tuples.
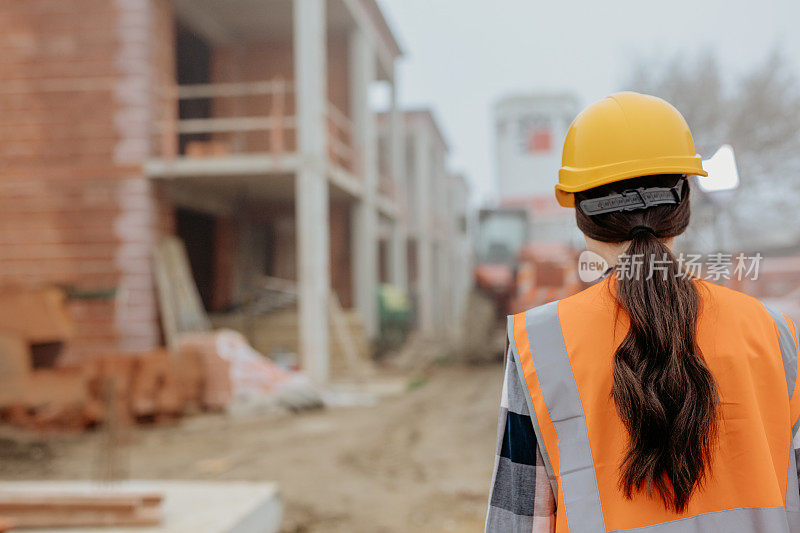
(0, 286), (234, 433)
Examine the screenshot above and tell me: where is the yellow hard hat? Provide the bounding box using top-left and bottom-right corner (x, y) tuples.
(556, 91), (707, 207)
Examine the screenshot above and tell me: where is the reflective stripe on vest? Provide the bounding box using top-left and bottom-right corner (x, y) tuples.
(763, 303), (800, 440)
(763, 305), (799, 402)
(764, 303), (800, 523)
(510, 296), (800, 533)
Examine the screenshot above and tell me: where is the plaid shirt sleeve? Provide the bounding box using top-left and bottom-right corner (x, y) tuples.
(794, 432), (800, 488)
(486, 345), (556, 533)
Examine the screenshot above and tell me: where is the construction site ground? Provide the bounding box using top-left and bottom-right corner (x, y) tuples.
(0, 363), (503, 533)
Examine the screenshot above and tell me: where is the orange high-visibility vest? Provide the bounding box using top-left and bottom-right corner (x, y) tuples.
(509, 278), (800, 532)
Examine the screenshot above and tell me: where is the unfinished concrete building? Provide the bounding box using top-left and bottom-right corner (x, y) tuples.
(0, 0), (470, 382)
(389, 111), (472, 338)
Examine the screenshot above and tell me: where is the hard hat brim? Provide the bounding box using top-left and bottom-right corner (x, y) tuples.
(555, 160), (708, 208)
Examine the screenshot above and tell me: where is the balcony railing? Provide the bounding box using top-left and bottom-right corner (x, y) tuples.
(157, 79), (355, 173)
(327, 104), (355, 173)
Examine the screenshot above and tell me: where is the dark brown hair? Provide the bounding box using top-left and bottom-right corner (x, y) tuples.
(574, 174), (719, 512)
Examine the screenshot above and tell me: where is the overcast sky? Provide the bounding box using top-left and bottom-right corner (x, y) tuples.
(376, 0), (800, 204)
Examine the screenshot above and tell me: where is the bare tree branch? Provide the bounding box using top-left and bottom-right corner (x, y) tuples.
(623, 49), (800, 252)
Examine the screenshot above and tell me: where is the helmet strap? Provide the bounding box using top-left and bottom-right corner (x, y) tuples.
(578, 178), (685, 216)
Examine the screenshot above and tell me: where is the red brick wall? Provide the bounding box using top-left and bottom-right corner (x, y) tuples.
(211, 216), (237, 311)
(210, 32), (350, 107)
(329, 201), (353, 308)
(251, 201), (296, 281)
(204, 32), (355, 308)
(249, 199), (353, 309)
(151, 0), (178, 158)
(210, 40), (296, 153)
(326, 33), (350, 117)
(0, 0), (173, 362)
(207, 33), (350, 155)
(152, 182), (176, 237)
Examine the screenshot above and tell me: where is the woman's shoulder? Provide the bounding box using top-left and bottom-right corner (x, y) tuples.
(695, 279), (789, 339)
(510, 278), (782, 329)
(509, 280), (611, 321)
(695, 279), (771, 315)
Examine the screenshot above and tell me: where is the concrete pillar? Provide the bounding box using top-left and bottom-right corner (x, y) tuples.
(447, 246), (461, 337)
(442, 182), (460, 336)
(388, 78), (408, 291)
(389, 222), (407, 289)
(438, 243), (451, 332)
(414, 128), (435, 334)
(350, 29), (379, 338)
(293, 0), (330, 383)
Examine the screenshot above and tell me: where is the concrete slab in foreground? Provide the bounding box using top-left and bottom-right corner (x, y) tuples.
(0, 480), (281, 533)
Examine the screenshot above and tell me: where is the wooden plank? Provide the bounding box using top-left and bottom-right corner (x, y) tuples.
(153, 240), (179, 351)
(0, 492), (161, 507)
(176, 116), (295, 135)
(3, 508), (160, 528)
(0, 481), (281, 532)
(0, 490), (163, 528)
(328, 291), (364, 378)
(153, 236), (212, 350)
(177, 80), (293, 99)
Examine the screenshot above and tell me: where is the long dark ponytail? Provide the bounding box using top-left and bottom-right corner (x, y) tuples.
(574, 174), (719, 513)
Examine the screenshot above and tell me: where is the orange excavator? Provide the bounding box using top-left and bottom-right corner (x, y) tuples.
(462, 207), (584, 362)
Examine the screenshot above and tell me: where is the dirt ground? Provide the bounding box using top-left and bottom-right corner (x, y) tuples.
(0, 364), (504, 532)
